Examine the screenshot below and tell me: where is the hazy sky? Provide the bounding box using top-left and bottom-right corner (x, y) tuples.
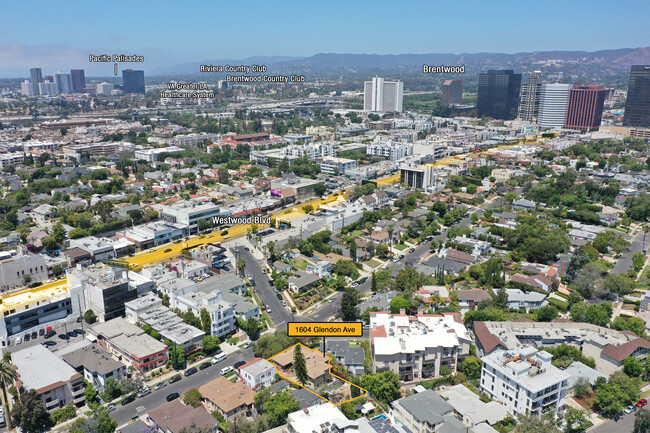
(1, 0), (649, 77)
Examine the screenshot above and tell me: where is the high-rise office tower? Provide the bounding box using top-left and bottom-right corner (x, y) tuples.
(122, 69), (145, 94)
(538, 83), (571, 129)
(363, 77), (404, 112)
(53, 72), (73, 94)
(565, 85), (606, 131)
(29, 67), (43, 95)
(477, 70), (522, 120)
(70, 69), (86, 92)
(623, 65), (650, 128)
(518, 71), (543, 122)
(442, 79), (463, 106)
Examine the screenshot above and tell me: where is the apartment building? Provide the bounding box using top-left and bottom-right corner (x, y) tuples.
(480, 347), (570, 417)
(315, 156), (357, 175)
(13, 344), (86, 411)
(367, 141), (413, 160)
(369, 312), (471, 381)
(174, 289), (236, 338)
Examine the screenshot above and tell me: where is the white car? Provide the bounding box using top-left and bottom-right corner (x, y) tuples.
(261, 269), (267, 274)
(147, 248), (155, 253)
(220, 366), (234, 376)
(351, 282), (358, 288)
(625, 405), (635, 414)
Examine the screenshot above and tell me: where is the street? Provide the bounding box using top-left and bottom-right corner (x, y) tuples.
(612, 229), (646, 274)
(589, 410), (636, 433)
(110, 347), (254, 426)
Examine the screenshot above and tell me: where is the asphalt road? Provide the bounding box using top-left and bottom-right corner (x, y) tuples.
(612, 229), (646, 274)
(589, 410), (636, 433)
(110, 347), (254, 426)
(234, 248), (296, 328)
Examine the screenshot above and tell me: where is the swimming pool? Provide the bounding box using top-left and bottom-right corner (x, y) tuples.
(371, 414), (389, 421)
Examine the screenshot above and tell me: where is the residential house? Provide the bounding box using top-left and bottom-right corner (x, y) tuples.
(288, 271), (321, 292)
(456, 289), (492, 310)
(147, 400), (217, 433)
(512, 199), (536, 211)
(61, 343), (127, 392)
(505, 289), (548, 311)
(238, 358), (275, 390)
(199, 377), (257, 421)
(325, 340), (366, 376)
(305, 260), (333, 278)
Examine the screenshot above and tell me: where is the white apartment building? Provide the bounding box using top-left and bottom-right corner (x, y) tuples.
(480, 347), (570, 417)
(170, 133), (220, 147)
(538, 83), (571, 129)
(369, 312), (471, 381)
(364, 77), (404, 112)
(174, 289), (236, 338)
(283, 142), (334, 159)
(38, 81), (59, 96)
(21, 80), (35, 96)
(134, 146), (184, 162)
(0, 152), (25, 169)
(367, 141), (413, 160)
(315, 156), (357, 175)
(239, 358), (275, 389)
(96, 82), (114, 95)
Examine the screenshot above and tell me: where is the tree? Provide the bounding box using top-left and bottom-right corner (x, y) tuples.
(349, 240), (357, 262)
(573, 377), (592, 398)
(293, 345), (309, 386)
(237, 317), (260, 338)
(103, 377), (120, 401)
(84, 309), (97, 324)
(340, 287), (360, 321)
(387, 225), (394, 257)
(612, 316), (646, 337)
(200, 335), (220, 354)
(565, 407), (591, 433)
(183, 388), (203, 408)
(314, 183), (326, 197)
(632, 252), (646, 271)
(375, 244), (390, 259)
(593, 372), (641, 417)
(169, 345), (186, 370)
(302, 204), (314, 214)
(493, 288), (508, 310)
(624, 357), (643, 377)
(461, 356), (482, 380)
(199, 308), (211, 334)
(390, 296), (411, 314)
(11, 389), (49, 433)
(69, 405), (117, 433)
(360, 371), (401, 403)
(515, 413), (561, 433)
(261, 391), (300, 427)
(0, 360), (16, 429)
(236, 258), (247, 277)
(371, 271), (377, 292)
(533, 305), (559, 322)
(253, 331), (295, 359)
(179, 425), (214, 433)
(634, 409), (650, 433)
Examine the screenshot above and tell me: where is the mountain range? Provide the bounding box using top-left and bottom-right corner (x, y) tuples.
(150, 47), (650, 77)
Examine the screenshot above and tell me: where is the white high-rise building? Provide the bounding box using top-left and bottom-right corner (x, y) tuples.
(96, 82), (115, 95)
(38, 81), (58, 96)
(364, 77), (404, 112)
(54, 72), (73, 94)
(538, 83), (571, 129)
(20, 80), (34, 96)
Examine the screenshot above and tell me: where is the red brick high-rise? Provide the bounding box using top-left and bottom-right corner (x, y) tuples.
(565, 85), (606, 131)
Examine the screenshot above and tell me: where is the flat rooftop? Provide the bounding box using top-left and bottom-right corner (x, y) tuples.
(13, 344), (82, 393)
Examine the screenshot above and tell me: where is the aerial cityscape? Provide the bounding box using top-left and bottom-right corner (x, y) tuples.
(1, 1), (650, 433)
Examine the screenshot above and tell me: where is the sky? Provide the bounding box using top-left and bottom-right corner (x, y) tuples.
(1, 0), (649, 77)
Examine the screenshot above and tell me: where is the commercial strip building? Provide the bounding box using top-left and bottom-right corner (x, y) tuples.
(480, 347), (570, 417)
(369, 312), (471, 381)
(13, 344), (86, 411)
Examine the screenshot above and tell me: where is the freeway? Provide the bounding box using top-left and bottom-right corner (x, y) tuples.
(110, 347), (254, 427)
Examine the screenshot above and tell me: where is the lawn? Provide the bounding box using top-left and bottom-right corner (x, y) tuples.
(394, 244), (407, 251)
(290, 258), (311, 271)
(351, 230), (364, 238)
(363, 258), (384, 269)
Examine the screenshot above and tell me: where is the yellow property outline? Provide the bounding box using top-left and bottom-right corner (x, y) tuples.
(267, 342), (368, 406)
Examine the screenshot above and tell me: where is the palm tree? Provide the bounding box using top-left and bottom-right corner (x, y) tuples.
(0, 359), (16, 429)
(236, 258), (247, 277)
(387, 225), (394, 259)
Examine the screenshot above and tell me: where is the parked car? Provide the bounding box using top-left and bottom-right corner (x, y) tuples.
(184, 367), (198, 377)
(222, 266), (230, 271)
(637, 399), (648, 408)
(67, 331), (78, 338)
(242, 342), (253, 349)
(73, 328), (84, 334)
(220, 366), (234, 375)
(199, 362), (211, 370)
(281, 300), (287, 307)
(24, 334), (30, 342)
(168, 375), (182, 384)
(276, 293), (283, 300)
(136, 388), (151, 398)
(58, 334), (69, 340)
(153, 382), (167, 390)
(212, 353), (227, 364)
(76, 316), (83, 323)
(30, 331), (37, 339)
(351, 282), (358, 288)
(45, 330), (56, 339)
(14, 337), (21, 345)
(409, 248), (415, 253)
(107, 404), (115, 412)
(234, 361), (246, 369)
(121, 395), (136, 406)
(166, 393), (180, 402)
(625, 405), (636, 413)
